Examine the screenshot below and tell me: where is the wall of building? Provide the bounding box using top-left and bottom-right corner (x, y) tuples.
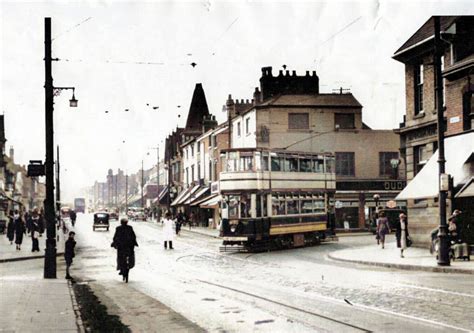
(232, 109), (257, 148)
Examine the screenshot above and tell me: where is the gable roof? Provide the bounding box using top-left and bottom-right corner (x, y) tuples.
(393, 16), (458, 59)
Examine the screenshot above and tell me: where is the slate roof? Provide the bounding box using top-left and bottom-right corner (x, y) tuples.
(184, 83), (210, 134)
(258, 93), (362, 108)
(394, 16), (458, 57)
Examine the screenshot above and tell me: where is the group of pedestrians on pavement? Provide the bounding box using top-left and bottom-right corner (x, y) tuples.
(6, 207), (45, 251)
(375, 211), (411, 258)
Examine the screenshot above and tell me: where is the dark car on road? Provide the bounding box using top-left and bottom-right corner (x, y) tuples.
(93, 212), (110, 231)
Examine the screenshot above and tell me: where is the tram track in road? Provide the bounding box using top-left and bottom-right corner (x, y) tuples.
(197, 279), (373, 332)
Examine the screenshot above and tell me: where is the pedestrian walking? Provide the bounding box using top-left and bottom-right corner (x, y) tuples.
(31, 217), (40, 252)
(399, 213), (409, 257)
(176, 211), (183, 236)
(6, 211), (15, 244)
(13, 211), (26, 251)
(376, 211), (390, 249)
(111, 218), (138, 282)
(162, 212), (174, 249)
(65, 231), (76, 279)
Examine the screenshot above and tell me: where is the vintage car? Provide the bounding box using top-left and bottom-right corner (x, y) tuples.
(109, 208), (119, 221)
(93, 212), (110, 231)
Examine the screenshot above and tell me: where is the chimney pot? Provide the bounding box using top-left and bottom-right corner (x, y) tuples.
(306, 70), (310, 76)
(285, 70), (290, 76)
(278, 70), (283, 76)
(246, 99), (249, 104)
(312, 70), (316, 76)
(292, 70), (296, 76)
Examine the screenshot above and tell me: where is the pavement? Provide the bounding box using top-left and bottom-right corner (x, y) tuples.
(329, 241), (474, 274)
(0, 221), (83, 333)
(0, 224), (67, 262)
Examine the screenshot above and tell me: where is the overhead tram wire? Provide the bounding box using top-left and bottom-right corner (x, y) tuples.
(52, 17), (93, 42)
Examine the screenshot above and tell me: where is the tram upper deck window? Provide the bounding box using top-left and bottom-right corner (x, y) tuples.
(299, 158), (312, 172)
(287, 157), (298, 172)
(240, 156), (253, 171)
(301, 199), (314, 214)
(312, 158), (324, 173)
(325, 156), (335, 173)
(271, 156), (282, 171)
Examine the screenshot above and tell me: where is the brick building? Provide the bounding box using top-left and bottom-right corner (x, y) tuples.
(227, 66), (404, 229)
(394, 16), (474, 246)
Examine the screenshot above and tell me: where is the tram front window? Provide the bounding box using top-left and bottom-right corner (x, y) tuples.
(228, 196), (239, 218)
(240, 194), (251, 218)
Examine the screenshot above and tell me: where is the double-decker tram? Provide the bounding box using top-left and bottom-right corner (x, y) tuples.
(219, 148), (337, 252)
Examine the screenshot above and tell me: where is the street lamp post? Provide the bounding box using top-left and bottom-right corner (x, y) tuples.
(43, 18), (77, 278)
(434, 16), (450, 266)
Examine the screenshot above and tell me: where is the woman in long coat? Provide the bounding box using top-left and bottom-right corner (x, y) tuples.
(400, 213), (409, 258)
(162, 212), (175, 249)
(14, 211), (26, 250)
(6, 211), (15, 244)
(376, 211), (390, 249)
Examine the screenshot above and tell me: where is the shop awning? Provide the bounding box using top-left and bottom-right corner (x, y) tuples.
(171, 185), (200, 206)
(184, 187), (209, 205)
(200, 194), (221, 208)
(396, 132), (474, 200)
(153, 186), (169, 204)
(191, 193), (215, 206)
(456, 177), (474, 198)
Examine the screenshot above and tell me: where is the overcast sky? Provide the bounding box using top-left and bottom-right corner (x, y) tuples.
(1, 0), (473, 202)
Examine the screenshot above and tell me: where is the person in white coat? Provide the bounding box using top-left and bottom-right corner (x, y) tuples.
(162, 212), (175, 250)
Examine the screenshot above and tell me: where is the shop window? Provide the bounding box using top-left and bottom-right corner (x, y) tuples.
(336, 152), (355, 176)
(335, 113), (355, 129)
(289, 113), (309, 130)
(379, 152), (399, 177)
(414, 63), (424, 115)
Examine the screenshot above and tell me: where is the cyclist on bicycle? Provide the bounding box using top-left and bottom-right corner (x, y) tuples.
(111, 218), (138, 282)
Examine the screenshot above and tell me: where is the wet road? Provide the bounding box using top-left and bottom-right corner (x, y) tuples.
(70, 214), (474, 332)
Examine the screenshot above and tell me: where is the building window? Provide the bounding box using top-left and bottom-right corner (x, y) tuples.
(463, 91), (473, 131)
(191, 145), (194, 157)
(197, 162), (201, 180)
(335, 152), (355, 176)
(245, 118), (250, 135)
(288, 113), (309, 130)
(197, 142), (200, 153)
(413, 144), (429, 175)
(185, 167), (189, 185)
(415, 63), (424, 115)
(191, 165), (195, 182)
(379, 152), (399, 177)
(335, 113), (355, 129)
(237, 121), (241, 136)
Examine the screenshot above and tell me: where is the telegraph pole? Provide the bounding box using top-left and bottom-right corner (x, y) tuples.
(56, 145), (61, 214)
(44, 17), (57, 278)
(434, 16), (450, 266)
